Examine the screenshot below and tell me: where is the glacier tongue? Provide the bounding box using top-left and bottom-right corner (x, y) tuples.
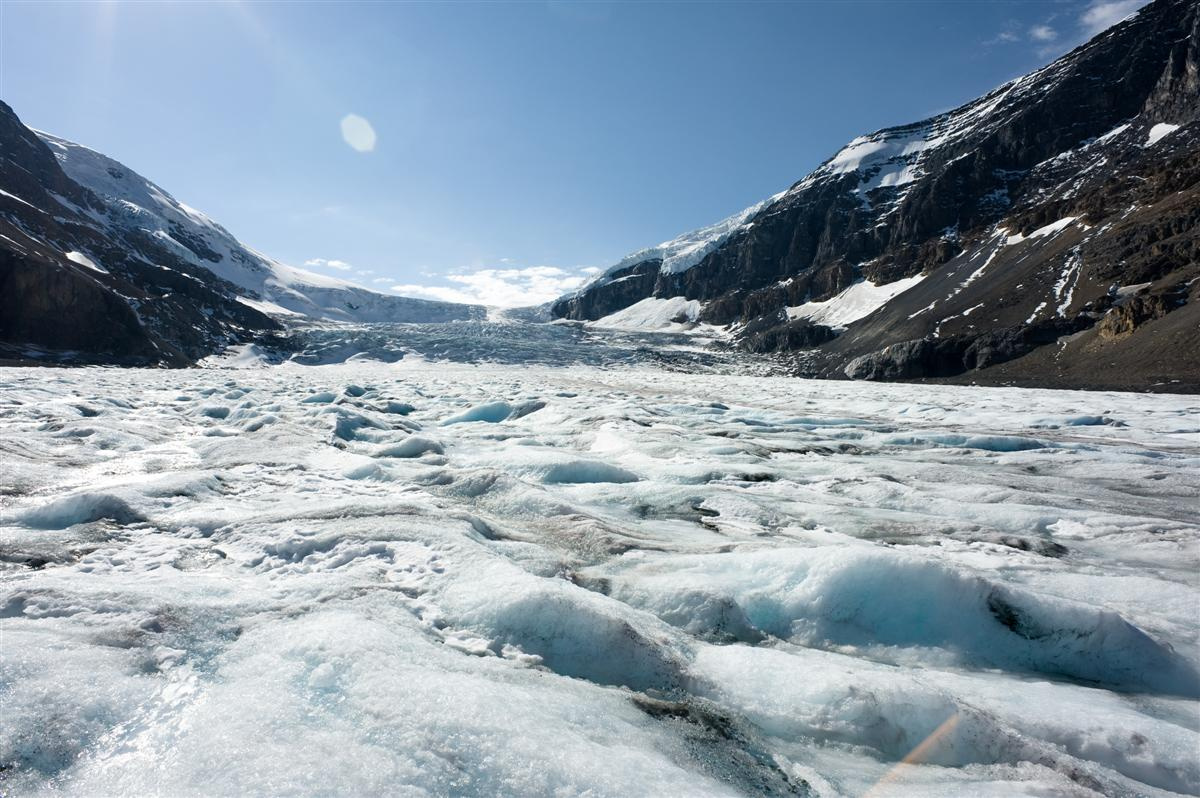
(1, 358), (1197, 796)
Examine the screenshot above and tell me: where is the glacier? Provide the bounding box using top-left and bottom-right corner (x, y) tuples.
(1, 337), (1198, 796)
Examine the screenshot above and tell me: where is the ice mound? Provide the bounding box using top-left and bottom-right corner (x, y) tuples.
(539, 460), (641, 484)
(374, 436), (445, 458)
(0, 625), (159, 781)
(300, 391), (338, 404)
(883, 433), (1048, 451)
(436, 560), (687, 692)
(30, 607), (736, 797)
(20, 492), (146, 529)
(441, 400), (545, 425)
(598, 546), (1200, 695)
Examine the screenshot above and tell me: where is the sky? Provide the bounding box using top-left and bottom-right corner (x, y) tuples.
(0, 0), (1149, 307)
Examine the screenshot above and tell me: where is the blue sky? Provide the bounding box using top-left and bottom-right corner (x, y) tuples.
(0, 0), (1147, 306)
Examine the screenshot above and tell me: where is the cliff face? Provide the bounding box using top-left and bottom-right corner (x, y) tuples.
(554, 0), (1200, 391)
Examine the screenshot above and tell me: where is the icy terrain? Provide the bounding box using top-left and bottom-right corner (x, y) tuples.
(1, 354), (1198, 796)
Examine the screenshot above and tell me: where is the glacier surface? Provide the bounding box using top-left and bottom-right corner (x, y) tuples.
(1, 353), (1197, 797)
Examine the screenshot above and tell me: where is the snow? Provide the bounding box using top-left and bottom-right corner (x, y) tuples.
(64, 250), (107, 274)
(1095, 122), (1131, 144)
(33, 130), (479, 324)
(1054, 249), (1083, 317)
(2, 357), (1197, 796)
(578, 192), (785, 294)
(1145, 123), (1180, 147)
(590, 296), (703, 331)
(1030, 216), (1079, 239)
(1112, 281), (1151, 307)
(0, 188), (40, 210)
(786, 274), (925, 327)
(234, 295), (303, 317)
(1005, 216), (1081, 247)
(1024, 301), (1048, 324)
(803, 72), (1032, 207)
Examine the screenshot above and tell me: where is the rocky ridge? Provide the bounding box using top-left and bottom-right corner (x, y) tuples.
(554, 0), (1200, 391)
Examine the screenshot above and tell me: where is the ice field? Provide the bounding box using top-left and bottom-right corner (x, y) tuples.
(1, 353), (1198, 796)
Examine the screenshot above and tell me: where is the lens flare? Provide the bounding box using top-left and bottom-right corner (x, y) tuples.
(340, 114), (376, 153)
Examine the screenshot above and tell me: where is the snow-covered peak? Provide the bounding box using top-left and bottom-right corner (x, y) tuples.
(35, 130), (481, 324)
(38, 132), (214, 233)
(571, 29), (1078, 303)
(572, 191), (784, 297)
(799, 67), (1055, 201)
(621, 193), (783, 276)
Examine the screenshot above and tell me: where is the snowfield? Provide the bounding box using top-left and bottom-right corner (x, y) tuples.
(1, 357), (1198, 797)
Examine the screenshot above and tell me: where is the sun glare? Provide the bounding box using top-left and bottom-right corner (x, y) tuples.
(340, 113), (377, 153)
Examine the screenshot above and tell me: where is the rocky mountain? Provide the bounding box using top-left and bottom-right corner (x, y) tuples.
(554, 0), (1200, 391)
(0, 102), (484, 366)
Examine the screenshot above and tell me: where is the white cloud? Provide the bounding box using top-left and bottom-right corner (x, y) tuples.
(340, 114), (377, 153)
(1029, 24), (1057, 41)
(1079, 0), (1150, 38)
(304, 258), (353, 271)
(387, 265), (596, 308)
(990, 31), (1020, 44)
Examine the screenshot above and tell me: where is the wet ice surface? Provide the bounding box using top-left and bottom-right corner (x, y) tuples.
(1, 357), (1198, 797)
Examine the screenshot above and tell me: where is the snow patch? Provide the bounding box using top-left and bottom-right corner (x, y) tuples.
(787, 274), (925, 328)
(65, 251), (107, 274)
(590, 296), (703, 332)
(1145, 123), (1179, 147)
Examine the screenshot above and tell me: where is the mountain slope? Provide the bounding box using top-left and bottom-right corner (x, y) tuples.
(0, 102), (278, 365)
(36, 132), (485, 326)
(553, 0), (1200, 391)
(0, 102), (484, 365)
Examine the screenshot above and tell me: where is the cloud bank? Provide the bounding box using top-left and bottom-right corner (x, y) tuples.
(388, 265), (596, 308)
(304, 258), (353, 271)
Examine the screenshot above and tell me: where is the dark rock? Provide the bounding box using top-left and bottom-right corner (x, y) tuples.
(552, 259), (661, 321)
(1097, 285), (1188, 339)
(844, 318), (1091, 381)
(739, 317), (838, 354)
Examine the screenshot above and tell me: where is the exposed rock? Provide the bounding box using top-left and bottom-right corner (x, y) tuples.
(552, 260), (661, 321)
(844, 318), (1091, 381)
(1097, 285), (1188, 339)
(0, 250), (158, 363)
(739, 317), (838, 354)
